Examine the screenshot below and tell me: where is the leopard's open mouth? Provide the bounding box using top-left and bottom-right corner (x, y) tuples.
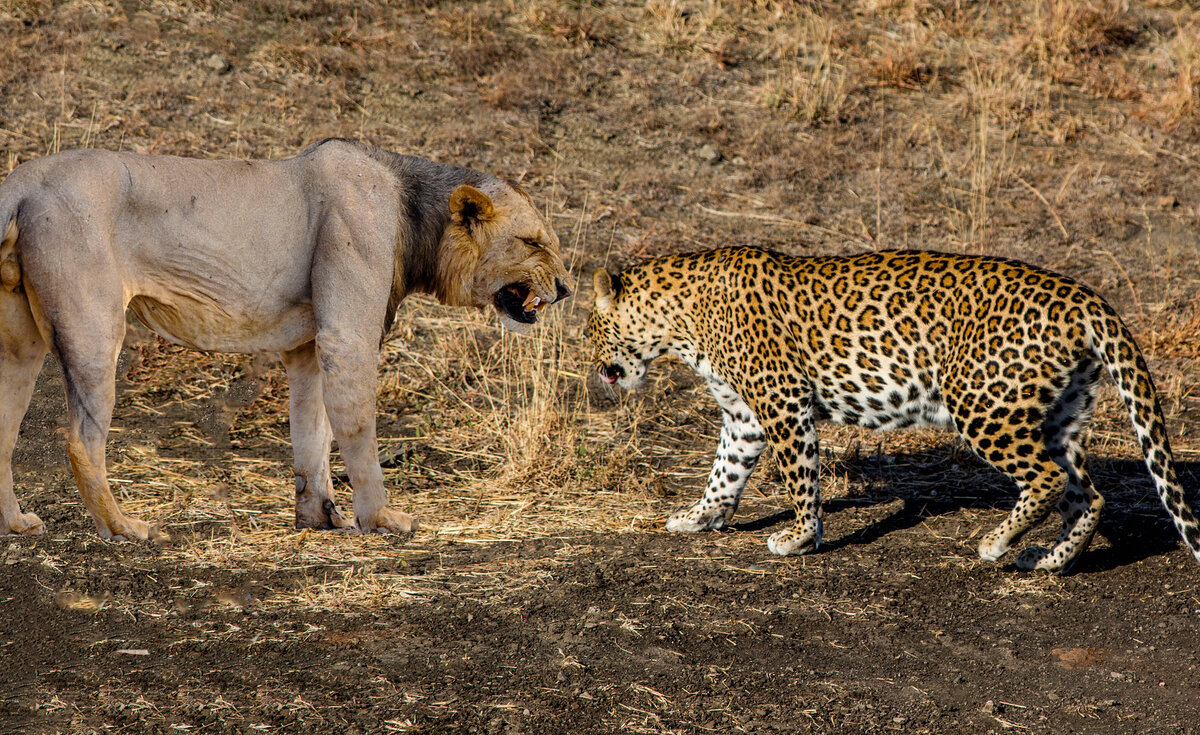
(495, 282), (549, 325)
(599, 363), (625, 384)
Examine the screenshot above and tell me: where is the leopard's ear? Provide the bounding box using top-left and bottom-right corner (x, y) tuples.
(593, 269), (615, 311)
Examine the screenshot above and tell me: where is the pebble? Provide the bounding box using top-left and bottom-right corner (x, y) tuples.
(697, 144), (723, 165)
(205, 53), (231, 73)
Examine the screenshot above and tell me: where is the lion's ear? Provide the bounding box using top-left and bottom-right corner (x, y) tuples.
(449, 185), (495, 231)
(593, 269), (614, 311)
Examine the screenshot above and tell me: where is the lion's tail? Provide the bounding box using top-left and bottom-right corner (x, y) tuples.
(0, 218), (19, 291)
(0, 176), (22, 292)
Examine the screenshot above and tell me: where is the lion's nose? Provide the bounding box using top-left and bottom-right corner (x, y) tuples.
(554, 280), (572, 302)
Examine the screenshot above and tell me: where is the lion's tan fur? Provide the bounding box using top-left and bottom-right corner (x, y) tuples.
(0, 140), (571, 539)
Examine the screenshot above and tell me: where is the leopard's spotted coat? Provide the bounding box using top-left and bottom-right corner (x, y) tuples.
(588, 247), (1200, 573)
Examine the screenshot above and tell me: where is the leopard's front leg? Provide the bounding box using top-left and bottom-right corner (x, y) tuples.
(667, 387), (766, 532)
(762, 390), (823, 556)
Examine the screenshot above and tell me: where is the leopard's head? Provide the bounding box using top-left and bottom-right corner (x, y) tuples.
(586, 268), (668, 390)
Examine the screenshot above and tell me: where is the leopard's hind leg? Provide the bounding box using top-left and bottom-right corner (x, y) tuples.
(1015, 358), (1105, 573)
(946, 389), (1067, 566)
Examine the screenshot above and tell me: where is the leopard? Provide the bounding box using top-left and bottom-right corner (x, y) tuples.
(587, 246), (1200, 574)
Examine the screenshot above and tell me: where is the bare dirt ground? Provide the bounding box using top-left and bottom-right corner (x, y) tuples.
(2, 1), (1200, 733)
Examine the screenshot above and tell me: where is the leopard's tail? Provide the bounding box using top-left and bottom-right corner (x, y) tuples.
(1085, 299), (1200, 565)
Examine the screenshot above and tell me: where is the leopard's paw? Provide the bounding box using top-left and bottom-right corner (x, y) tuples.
(977, 532), (1011, 562)
(767, 519), (822, 556)
(1016, 546), (1073, 573)
(666, 503), (727, 533)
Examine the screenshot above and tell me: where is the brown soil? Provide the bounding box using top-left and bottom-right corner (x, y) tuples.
(2, 2), (1200, 734)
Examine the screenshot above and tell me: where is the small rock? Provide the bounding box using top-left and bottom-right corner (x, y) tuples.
(205, 53), (231, 73)
(697, 143), (723, 165)
(1156, 195), (1178, 209)
(892, 716), (908, 725)
(981, 700), (995, 715)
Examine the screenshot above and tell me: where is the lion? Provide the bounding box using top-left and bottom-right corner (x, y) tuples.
(0, 138), (571, 540)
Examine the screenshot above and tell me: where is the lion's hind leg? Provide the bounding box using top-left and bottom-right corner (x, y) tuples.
(21, 250), (152, 541)
(56, 321), (153, 541)
(0, 287), (48, 536)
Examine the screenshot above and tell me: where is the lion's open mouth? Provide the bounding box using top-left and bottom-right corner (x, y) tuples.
(495, 282), (549, 325)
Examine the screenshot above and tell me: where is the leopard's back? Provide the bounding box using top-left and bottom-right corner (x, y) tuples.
(668, 249), (1094, 436)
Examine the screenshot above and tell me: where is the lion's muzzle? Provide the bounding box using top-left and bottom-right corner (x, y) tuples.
(495, 278), (572, 325)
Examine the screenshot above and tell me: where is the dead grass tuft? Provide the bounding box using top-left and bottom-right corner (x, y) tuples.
(1135, 306), (1200, 361)
(757, 10), (852, 124)
(1142, 20), (1200, 127)
(860, 25), (940, 91)
(1024, 0), (1139, 71)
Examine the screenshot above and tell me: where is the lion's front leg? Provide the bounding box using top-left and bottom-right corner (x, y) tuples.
(281, 343), (352, 530)
(315, 335), (417, 535)
(308, 210), (417, 534)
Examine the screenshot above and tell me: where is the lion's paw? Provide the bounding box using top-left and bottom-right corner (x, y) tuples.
(666, 503), (727, 533)
(3, 511), (45, 536)
(296, 498), (354, 530)
(361, 506), (419, 534)
(100, 515), (155, 542)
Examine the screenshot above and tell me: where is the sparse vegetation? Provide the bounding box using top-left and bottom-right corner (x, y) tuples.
(2, 1), (1200, 733)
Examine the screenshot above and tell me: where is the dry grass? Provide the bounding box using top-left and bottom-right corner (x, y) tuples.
(3, 0), (1200, 621)
(757, 9), (852, 124)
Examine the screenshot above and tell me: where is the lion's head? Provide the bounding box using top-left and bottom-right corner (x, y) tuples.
(436, 181), (572, 333)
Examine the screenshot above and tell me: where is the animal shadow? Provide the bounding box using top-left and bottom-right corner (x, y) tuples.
(730, 447), (1197, 574)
